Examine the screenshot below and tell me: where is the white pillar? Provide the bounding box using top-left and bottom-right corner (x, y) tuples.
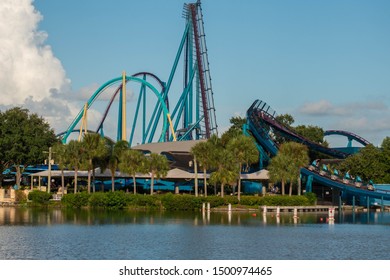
(328, 207), (335, 223)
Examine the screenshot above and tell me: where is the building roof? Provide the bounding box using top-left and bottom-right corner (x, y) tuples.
(30, 168), (269, 180)
(240, 169), (269, 180)
(132, 139), (206, 154)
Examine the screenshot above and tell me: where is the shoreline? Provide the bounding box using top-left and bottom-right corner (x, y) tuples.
(1, 201), (389, 213)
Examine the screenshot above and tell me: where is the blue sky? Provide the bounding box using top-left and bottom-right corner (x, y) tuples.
(2, 0), (390, 147)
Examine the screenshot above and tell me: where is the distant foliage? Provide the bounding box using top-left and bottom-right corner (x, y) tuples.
(60, 193), (316, 210)
(104, 192), (127, 209)
(339, 141), (390, 183)
(28, 190), (52, 204)
(304, 192), (317, 205)
(0, 107), (58, 187)
(61, 193), (90, 208)
(161, 193), (203, 211)
(126, 194), (162, 209)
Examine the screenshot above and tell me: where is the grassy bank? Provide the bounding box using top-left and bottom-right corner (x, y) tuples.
(25, 190), (317, 210)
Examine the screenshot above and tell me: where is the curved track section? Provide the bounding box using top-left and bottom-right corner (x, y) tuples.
(324, 130), (371, 147)
(301, 167), (390, 201)
(247, 100), (349, 159)
(61, 76), (170, 144)
(246, 99), (390, 203)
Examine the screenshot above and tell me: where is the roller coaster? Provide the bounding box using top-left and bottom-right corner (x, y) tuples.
(245, 99), (390, 206)
(57, 1), (390, 205)
(59, 1), (217, 146)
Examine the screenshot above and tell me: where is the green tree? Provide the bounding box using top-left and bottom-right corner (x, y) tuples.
(268, 142), (309, 196)
(52, 142), (68, 195)
(207, 135), (238, 197)
(221, 116), (247, 143)
(209, 147), (238, 198)
(119, 149), (147, 194)
(81, 133), (107, 193)
(0, 107), (58, 188)
(339, 144), (386, 183)
(282, 142), (309, 195)
(268, 153), (289, 195)
(381, 137), (390, 182)
(147, 153), (169, 195)
(294, 125), (328, 146)
(190, 140), (213, 197)
(275, 113), (295, 128)
(227, 134), (259, 201)
(100, 140), (129, 192)
(273, 114), (295, 144)
(65, 140), (85, 193)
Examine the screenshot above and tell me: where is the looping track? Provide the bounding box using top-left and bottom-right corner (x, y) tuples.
(59, 1), (218, 146)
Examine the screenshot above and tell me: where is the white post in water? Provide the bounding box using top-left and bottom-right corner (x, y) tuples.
(293, 207), (298, 219)
(263, 206), (267, 214)
(207, 202), (211, 212)
(328, 207), (335, 223)
(228, 204), (232, 224)
(276, 206), (280, 217)
(202, 203), (206, 213)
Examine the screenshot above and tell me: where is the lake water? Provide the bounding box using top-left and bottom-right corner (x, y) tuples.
(0, 207), (389, 260)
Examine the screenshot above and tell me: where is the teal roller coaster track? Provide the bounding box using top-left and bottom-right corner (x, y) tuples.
(245, 99), (390, 206)
(59, 1), (217, 146)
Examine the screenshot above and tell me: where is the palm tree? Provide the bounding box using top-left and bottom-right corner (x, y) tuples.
(267, 153), (289, 195)
(65, 140), (84, 193)
(118, 149), (147, 194)
(100, 140), (129, 192)
(227, 135), (259, 201)
(190, 140), (213, 197)
(209, 147), (238, 197)
(279, 142), (309, 196)
(82, 133), (107, 193)
(147, 153), (169, 195)
(52, 142), (68, 196)
(268, 142), (309, 196)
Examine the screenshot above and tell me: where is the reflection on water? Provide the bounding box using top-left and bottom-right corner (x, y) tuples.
(1, 207), (389, 260)
(1, 207), (390, 226)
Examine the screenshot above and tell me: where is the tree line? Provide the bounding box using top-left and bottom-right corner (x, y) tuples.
(1, 107), (389, 199)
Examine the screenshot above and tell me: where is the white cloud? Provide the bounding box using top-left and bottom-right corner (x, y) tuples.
(0, 0), (71, 106)
(0, 0), (95, 138)
(299, 100), (333, 116)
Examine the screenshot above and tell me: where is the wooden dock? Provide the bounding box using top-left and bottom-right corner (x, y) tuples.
(260, 206), (338, 213)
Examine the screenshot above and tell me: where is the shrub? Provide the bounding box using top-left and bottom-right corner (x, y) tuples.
(239, 196), (262, 206)
(127, 194), (162, 208)
(225, 196), (240, 205)
(61, 192), (90, 208)
(88, 193), (107, 208)
(28, 190), (52, 204)
(305, 192), (317, 205)
(105, 191), (127, 209)
(161, 193), (204, 211)
(260, 195), (312, 206)
(204, 196), (226, 208)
